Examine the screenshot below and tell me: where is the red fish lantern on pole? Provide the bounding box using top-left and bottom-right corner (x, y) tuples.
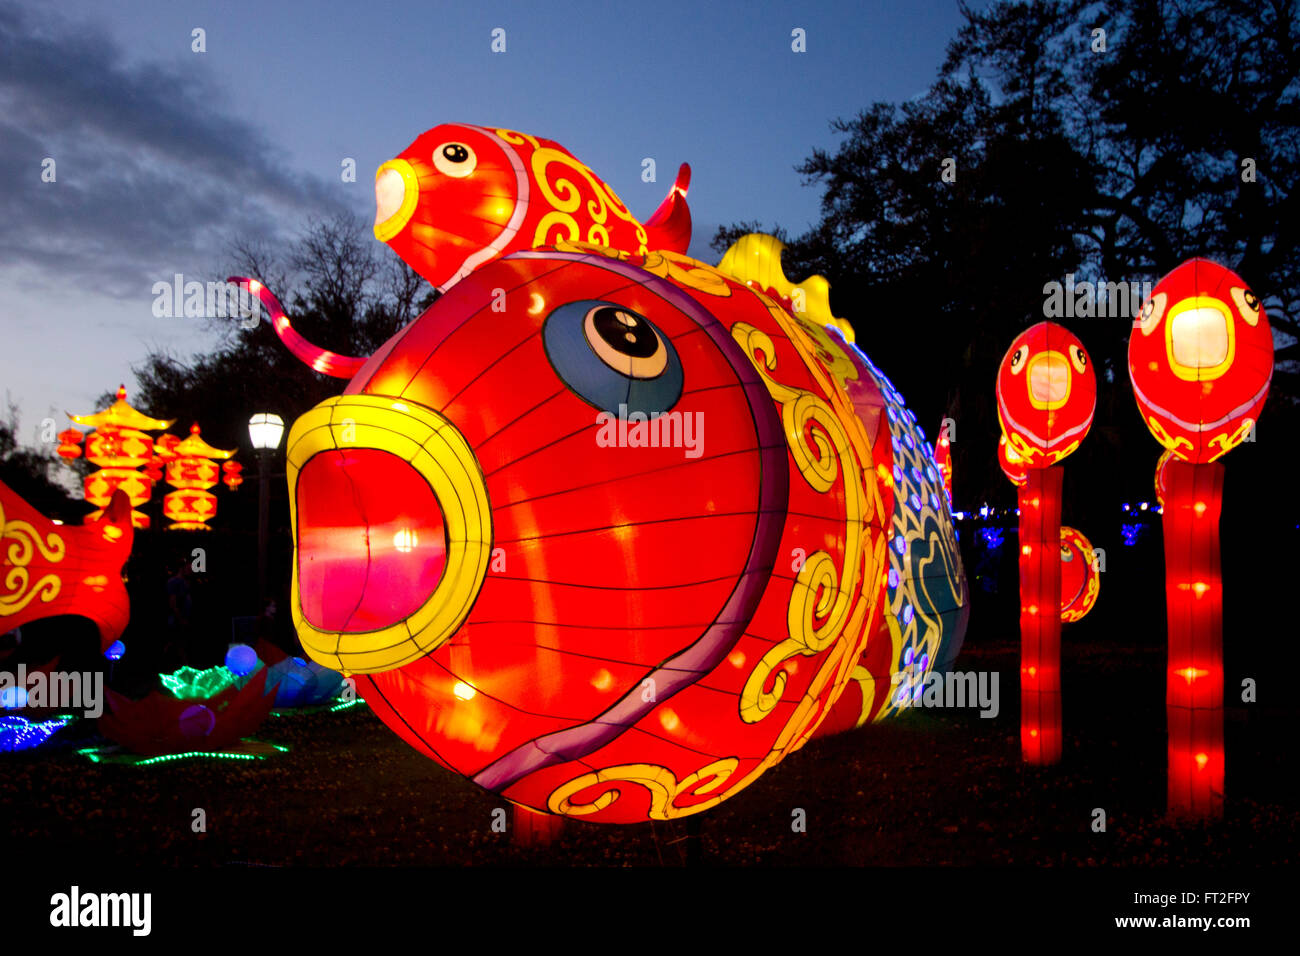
(1129, 258), (1272, 820)
(67, 385), (174, 530)
(996, 322), (1095, 764)
(162, 424), (237, 531)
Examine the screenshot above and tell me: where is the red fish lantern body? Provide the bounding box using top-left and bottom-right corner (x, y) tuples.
(1129, 259), (1272, 464)
(1059, 526), (1100, 623)
(287, 239), (964, 821)
(1, 483), (134, 648)
(996, 322), (1096, 468)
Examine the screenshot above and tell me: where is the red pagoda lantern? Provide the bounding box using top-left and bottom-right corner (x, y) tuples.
(161, 424), (237, 531)
(67, 385), (174, 529)
(1129, 258), (1272, 820)
(995, 322), (1095, 765)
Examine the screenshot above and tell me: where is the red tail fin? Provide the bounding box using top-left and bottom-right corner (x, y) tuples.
(643, 163), (692, 254)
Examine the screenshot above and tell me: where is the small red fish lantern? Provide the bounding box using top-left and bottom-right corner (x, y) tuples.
(996, 322), (1095, 765)
(1129, 259), (1272, 465)
(1, 482), (134, 648)
(374, 124), (692, 292)
(1059, 526), (1100, 623)
(1129, 258), (1271, 820)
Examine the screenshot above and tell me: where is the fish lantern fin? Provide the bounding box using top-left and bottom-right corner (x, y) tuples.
(229, 276), (371, 379)
(716, 233), (854, 343)
(643, 163), (692, 254)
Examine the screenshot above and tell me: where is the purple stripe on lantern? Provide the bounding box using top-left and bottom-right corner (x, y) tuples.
(472, 250), (789, 793)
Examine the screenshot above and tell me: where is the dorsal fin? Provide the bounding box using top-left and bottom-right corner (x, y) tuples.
(716, 233), (854, 343)
(643, 163), (692, 253)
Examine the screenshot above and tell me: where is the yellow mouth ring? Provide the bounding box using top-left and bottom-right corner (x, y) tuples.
(1165, 295), (1235, 382)
(1025, 350), (1071, 410)
(287, 394), (492, 675)
(373, 159), (420, 243)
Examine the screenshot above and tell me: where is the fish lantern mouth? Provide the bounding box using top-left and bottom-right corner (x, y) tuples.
(374, 159), (419, 243)
(1167, 296), (1233, 381)
(1026, 351), (1070, 409)
(287, 394), (492, 674)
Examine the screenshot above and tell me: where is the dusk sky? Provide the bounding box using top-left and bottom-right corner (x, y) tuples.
(0, 0), (987, 444)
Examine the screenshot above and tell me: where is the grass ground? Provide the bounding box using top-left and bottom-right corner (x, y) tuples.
(2, 637), (1295, 866)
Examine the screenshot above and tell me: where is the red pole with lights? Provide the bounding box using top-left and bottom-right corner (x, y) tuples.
(996, 322), (1095, 765)
(1129, 258), (1272, 820)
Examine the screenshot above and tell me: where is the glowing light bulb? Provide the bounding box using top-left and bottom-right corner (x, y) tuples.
(452, 681), (476, 701)
(393, 528), (418, 553)
(1194, 752), (1209, 770)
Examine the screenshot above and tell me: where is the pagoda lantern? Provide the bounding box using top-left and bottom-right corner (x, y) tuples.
(67, 385), (174, 529)
(1129, 258), (1272, 820)
(161, 424), (237, 531)
(995, 321), (1096, 765)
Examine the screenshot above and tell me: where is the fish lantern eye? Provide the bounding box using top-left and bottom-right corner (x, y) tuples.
(584, 306), (668, 379)
(1137, 292), (1167, 335)
(1069, 344), (1087, 374)
(433, 142), (477, 178)
(1230, 286), (1261, 326)
(1009, 346), (1028, 374)
(543, 299), (683, 416)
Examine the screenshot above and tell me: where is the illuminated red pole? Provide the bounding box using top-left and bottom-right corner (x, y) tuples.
(1162, 460), (1224, 818)
(1018, 466), (1063, 764)
(1128, 258), (1272, 820)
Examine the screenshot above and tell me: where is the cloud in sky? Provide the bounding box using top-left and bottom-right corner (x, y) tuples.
(0, 0), (351, 298)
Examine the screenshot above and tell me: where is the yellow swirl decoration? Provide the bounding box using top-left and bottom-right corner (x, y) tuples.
(1145, 415), (1195, 458)
(1206, 418), (1253, 462)
(535, 211), (580, 245)
(0, 501), (65, 617)
(494, 128), (540, 150)
(550, 240), (734, 299)
(529, 147), (648, 252)
(728, 321), (871, 724)
(547, 758), (739, 820)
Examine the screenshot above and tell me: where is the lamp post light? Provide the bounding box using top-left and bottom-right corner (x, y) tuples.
(248, 413), (285, 607)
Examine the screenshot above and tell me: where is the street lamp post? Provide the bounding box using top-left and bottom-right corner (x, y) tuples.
(248, 413), (285, 607)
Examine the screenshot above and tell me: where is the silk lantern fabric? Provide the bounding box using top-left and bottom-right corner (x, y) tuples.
(286, 238), (959, 822)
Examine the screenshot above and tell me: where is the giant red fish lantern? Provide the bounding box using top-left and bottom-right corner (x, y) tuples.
(1, 482), (134, 648)
(262, 127), (965, 823)
(1129, 258), (1272, 820)
(996, 321), (1095, 765)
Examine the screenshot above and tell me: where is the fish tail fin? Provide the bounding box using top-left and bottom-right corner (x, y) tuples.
(644, 163), (692, 253)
